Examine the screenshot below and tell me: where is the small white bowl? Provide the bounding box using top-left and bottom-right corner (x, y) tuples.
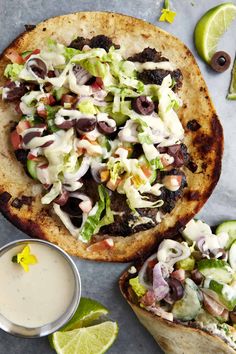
(0, 239), (81, 338)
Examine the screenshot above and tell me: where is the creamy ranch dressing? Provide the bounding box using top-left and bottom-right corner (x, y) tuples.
(0, 243), (75, 328)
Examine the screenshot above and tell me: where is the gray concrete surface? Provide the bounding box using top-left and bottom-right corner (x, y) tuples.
(0, 0), (236, 353)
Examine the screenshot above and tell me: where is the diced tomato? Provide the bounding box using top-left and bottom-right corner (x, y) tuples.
(106, 178), (121, 191)
(5, 50), (24, 64)
(91, 77), (104, 90)
(140, 290), (155, 306)
(27, 153), (38, 161)
(87, 238), (114, 252)
(10, 130), (22, 150)
(40, 94), (56, 106)
(23, 49), (40, 61)
(171, 269), (185, 283)
(16, 120), (31, 134)
(141, 164), (152, 178)
(61, 94), (76, 105)
(37, 106), (47, 118)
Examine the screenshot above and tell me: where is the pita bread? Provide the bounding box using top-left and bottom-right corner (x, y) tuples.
(0, 12), (223, 261)
(119, 269), (236, 354)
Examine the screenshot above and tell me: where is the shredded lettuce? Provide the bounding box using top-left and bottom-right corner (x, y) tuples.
(64, 47), (81, 62)
(78, 100), (97, 115)
(79, 58), (107, 79)
(108, 161), (125, 183)
(79, 185), (114, 242)
(150, 157), (163, 170)
(4, 63), (24, 80)
(129, 276), (147, 297)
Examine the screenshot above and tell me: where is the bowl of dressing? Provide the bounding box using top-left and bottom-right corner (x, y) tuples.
(0, 239), (81, 337)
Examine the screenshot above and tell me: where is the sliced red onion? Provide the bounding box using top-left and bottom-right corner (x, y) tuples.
(138, 254), (157, 290)
(63, 181), (83, 192)
(197, 237), (209, 253)
(26, 57), (48, 79)
(23, 131), (41, 145)
(54, 190), (69, 206)
(72, 64), (92, 85)
(202, 292), (226, 317)
(153, 262), (170, 301)
(36, 165), (51, 185)
(64, 156), (91, 182)
(157, 240), (191, 267)
(40, 140), (54, 148)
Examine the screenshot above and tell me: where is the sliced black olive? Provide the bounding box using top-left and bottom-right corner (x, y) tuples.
(97, 121), (116, 135)
(210, 51), (231, 73)
(191, 269), (204, 285)
(40, 140), (54, 148)
(56, 119), (76, 130)
(27, 58), (47, 79)
(3, 82), (27, 101)
(166, 278), (184, 301)
(131, 96), (155, 115)
(23, 131), (41, 145)
(76, 118), (96, 133)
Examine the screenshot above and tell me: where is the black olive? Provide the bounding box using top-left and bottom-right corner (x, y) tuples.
(76, 118), (96, 133)
(166, 278), (184, 301)
(23, 131), (42, 145)
(131, 96), (155, 115)
(3, 82), (27, 101)
(191, 269), (204, 285)
(210, 51), (231, 73)
(56, 119), (76, 130)
(97, 121), (116, 135)
(27, 58), (47, 79)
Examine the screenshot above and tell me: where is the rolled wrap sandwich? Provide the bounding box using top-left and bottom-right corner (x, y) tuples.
(120, 219), (236, 353)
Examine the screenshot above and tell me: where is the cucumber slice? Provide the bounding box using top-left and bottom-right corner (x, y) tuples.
(182, 219), (212, 244)
(54, 87), (69, 101)
(138, 155), (156, 184)
(216, 220), (236, 249)
(172, 279), (201, 321)
(197, 259), (233, 284)
(208, 280), (236, 311)
(27, 159), (38, 180)
(229, 240), (236, 270)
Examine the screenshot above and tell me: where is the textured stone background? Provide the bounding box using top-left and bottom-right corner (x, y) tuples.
(0, 0), (236, 353)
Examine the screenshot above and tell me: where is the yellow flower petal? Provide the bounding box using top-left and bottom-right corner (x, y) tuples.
(24, 255), (38, 265)
(21, 245), (30, 257)
(159, 13), (167, 22)
(20, 261), (29, 272)
(166, 10), (176, 24)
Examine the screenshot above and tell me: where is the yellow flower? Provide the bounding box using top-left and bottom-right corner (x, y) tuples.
(13, 245), (38, 272)
(159, 8), (176, 24)
(159, 0), (176, 24)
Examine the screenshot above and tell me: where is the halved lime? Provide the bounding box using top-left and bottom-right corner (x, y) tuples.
(49, 298), (108, 348)
(227, 57), (236, 100)
(52, 321), (118, 354)
(194, 3), (236, 63)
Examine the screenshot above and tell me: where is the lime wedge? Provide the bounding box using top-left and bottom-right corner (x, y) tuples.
(49, 298), (108, 348)
(227, 57), (236, 100)
(61, 297), (108, 331)
(194, 2), (236, 63)
(52, 321), (118, 354)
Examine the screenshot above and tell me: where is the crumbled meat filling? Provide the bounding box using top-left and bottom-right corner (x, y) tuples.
(127, 47), (169, 63)
(69, 35), (120, 52)
(138, 68), (183, 90)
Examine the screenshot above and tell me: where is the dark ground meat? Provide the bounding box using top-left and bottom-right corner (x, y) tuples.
(138, 68), (183, 90)
(69, 35), (120, 52)
(127, 47), (168, 63)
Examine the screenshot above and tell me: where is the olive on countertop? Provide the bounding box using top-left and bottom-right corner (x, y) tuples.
(210, 51), (231, 73)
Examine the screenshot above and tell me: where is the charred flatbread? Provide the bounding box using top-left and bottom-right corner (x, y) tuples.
(0, 12), (223, 261)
